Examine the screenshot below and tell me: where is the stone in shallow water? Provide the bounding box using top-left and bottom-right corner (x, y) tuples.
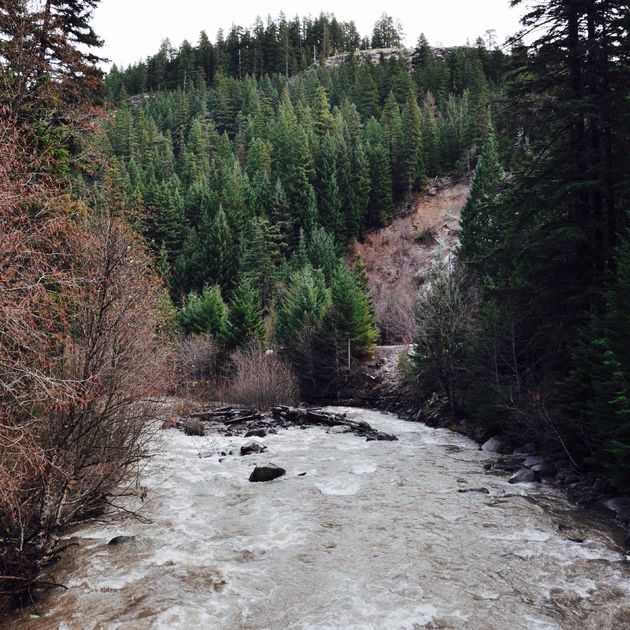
(249, 464), (286, 482)
(509, 468), (538, 484)
(481, 436), (509, 454)
(458, 487), (490, 494)
(108, 535), (135, 545)
(241, 441), (266, 456)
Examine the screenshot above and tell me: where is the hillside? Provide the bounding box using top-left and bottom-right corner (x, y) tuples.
(353, 179), (469, 342)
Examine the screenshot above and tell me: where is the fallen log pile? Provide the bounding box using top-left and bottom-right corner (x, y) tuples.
(171, 405), (398, 442)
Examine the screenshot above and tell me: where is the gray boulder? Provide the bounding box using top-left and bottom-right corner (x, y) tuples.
(458, 487), (490, 494)
(531, 462), (557, 477)
(240, 441), (266, 456)
(604, 497), (630, 523)
(245, 428), (267, 438)
(108, 535), (135, 545)
(481, 436), (509, 454)
(184, 419), (205, 436)
(249, 464), (286, 482)
(523, 455), (544, 468)
(509, 468), (538, 484)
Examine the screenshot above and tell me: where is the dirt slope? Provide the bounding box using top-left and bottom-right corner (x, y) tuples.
(352, 178), (470, 342)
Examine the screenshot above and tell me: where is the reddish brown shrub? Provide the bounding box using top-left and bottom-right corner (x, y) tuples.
(0, 119), (169, 606)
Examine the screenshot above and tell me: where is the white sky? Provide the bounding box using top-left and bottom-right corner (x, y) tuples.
(92, 0), (524, 70)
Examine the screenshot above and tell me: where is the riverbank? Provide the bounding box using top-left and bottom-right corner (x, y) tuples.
(342, 345), (630, 550)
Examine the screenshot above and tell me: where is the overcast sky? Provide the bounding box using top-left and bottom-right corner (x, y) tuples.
(92, 0), (524, 69)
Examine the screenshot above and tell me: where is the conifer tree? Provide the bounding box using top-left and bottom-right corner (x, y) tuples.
(330, 263), (378, 360)
(402, 89), (426, 193)
(364, 118), (393, 226)
(459, 118), (501, 263)
(205, 207), (238, 294)
(380, 91), (405, 201)
(226, 279), (267, 349)
(149, 176), (186, 264)
(275, 265), (332, 393)
(177, 285), (229, 341)
(316, 134), (343, 237)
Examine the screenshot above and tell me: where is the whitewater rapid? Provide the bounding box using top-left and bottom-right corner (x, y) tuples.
(13, 408), (630, 629)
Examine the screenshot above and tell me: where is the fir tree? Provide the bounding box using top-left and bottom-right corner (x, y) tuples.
(226, 279), (267, 349)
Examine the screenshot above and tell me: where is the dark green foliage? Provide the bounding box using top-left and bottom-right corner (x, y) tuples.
(370, 13), (403, 49)
(459, 119), (502, 263)
(101, 17), (511, 405)
(177, 285), (229, 341)
(364, 118), (393, 226)
(226, 279), (266, 349)
(401, 89), (426, 193)
(275, 265), (332, 393)
(330, 263), (378, 359)
(315, 134), (343, 238)
(409, 0), (630, 483)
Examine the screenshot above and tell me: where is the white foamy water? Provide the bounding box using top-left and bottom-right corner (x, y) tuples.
(11, 408), (630, 629)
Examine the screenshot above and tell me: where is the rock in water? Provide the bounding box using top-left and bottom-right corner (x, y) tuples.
(458, 487), (490, 494)
(481, 436), (509, 454)
(249, 464), (286, 482)
(245, 428), (267, 438)
(108, 535), (135, 545)
(184, 419), (205, 436)
(241, 441), (266, 456)
(509, 468), (538, 484)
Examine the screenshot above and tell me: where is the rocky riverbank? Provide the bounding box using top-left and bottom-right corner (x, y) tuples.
(335, 345), (630, 549)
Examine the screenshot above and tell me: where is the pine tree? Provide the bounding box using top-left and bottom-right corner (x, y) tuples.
(177, 285), (229, 342)
(380, 91), (405, 202)
(402, 89), (426, 194)
(240, 217), (285, 310)
(316, 134), (343, 237)
(226, 279), (267, 349)
(330, 263), (378, 360)
(149, 176), (186, 264)
(205, 207), (238, 294)
(276, 265), (332, 393)
(459, 118), (501, 263)
(364, 118), (393, 227)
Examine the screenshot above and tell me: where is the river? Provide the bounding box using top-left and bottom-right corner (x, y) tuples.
(11, 408), (630, 629)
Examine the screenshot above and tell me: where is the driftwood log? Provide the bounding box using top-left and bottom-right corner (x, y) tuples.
(178, 406), (397, 442)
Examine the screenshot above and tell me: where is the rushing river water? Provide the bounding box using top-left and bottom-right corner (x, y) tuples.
(11, 408), (630, 630)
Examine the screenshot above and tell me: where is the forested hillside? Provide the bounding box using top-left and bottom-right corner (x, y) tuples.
(101, 24), (506, 395)
(406, 0), (630, 484)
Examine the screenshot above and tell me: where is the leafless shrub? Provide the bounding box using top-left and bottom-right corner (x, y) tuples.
(220, 346), (299, 410)
(0, 123), (169, 605)
(174, 333), (220, 385)
(412, 258), (480, 411)
(374, 286), (418, 343)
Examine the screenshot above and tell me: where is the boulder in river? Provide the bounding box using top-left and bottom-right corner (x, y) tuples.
(604, 497), (630, 524)
(245, 428), (267, 438)
(249, 464), (286, 482)
(523, 455), (544, 468)
(531, 462), (557, 477)
(458, 487), (490, 494)
(481, 436), (509, 454)
(184, 419), (205, 436)
(509, 468), (538, 484)
(241, 441), (266, 456)
(108, 535), (135, 545)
